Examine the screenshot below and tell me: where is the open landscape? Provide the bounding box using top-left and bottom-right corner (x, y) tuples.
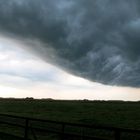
(0, 0), (140, 140)
(0, 98), (139, 139)
(0, 98), (140, 128)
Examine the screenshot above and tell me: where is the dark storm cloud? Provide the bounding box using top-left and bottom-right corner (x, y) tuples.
(0, 0), (140, 87)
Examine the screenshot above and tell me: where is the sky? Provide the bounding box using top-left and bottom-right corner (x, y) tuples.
(0, 36), (140, 101)
(0, 0), (140, 100)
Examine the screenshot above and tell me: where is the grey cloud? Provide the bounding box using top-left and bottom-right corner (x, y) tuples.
(0, 0), (140, 87)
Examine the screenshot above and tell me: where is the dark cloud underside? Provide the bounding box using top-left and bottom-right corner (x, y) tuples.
(0, 0), (140, 87)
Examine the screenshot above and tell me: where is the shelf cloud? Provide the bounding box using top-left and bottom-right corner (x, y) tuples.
(0, 0), (140, 87)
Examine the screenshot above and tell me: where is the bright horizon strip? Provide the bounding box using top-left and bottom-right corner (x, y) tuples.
(0, 36), (140, 101)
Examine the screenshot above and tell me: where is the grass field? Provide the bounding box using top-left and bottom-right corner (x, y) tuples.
(0, 98), (139, 139)
(0, 98), (140, 140)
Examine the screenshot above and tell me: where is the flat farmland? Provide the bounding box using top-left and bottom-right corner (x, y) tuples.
(0, 99), (139, 129)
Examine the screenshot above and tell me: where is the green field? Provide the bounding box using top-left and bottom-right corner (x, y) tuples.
(0, 98), (139, 139)
(0, 98), (139, 129)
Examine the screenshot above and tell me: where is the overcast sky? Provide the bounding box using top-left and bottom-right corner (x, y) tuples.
(0, 37), (139, 101)
(0, 0), (140, 100)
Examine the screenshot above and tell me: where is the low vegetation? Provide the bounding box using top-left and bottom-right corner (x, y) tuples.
(0, 98), (139, 139)
(0, 98), (139, 129)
